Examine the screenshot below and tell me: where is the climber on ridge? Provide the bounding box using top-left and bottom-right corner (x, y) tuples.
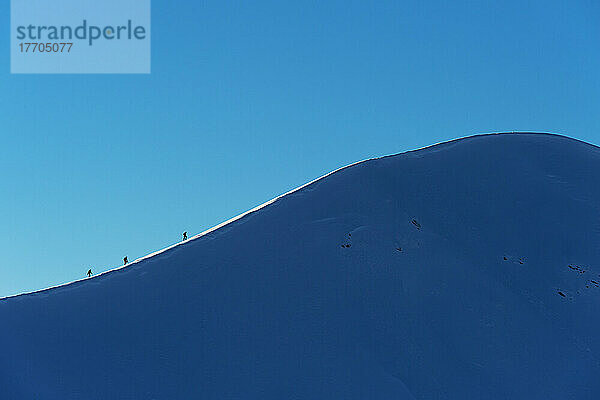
(87, 269), (92, 277)
(123, 256), (128, 265)
(183, 231), (187, 241)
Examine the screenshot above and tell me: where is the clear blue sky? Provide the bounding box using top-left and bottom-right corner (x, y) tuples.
(1, 0), (599, 297)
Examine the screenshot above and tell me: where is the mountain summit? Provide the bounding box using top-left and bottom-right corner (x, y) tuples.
(2, 133), (599, 399)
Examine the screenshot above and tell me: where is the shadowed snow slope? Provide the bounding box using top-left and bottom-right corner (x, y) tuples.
(2, 133), (600, 399)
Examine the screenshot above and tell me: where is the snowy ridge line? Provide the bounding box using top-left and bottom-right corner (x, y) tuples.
(0, 132), (580, 301)
(0, 148), (375, 301)
(399, 131), (596, 156)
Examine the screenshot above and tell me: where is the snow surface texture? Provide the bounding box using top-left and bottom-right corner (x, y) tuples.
(2, 133), (600, 399)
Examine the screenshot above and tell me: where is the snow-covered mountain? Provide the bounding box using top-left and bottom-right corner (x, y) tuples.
(2, 133), (600, 399)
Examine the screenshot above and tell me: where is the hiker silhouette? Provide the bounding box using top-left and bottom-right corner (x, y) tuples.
(183, 231), (187, 241)
(87, 269), (92, 277)
(123, 256), (128, 265)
